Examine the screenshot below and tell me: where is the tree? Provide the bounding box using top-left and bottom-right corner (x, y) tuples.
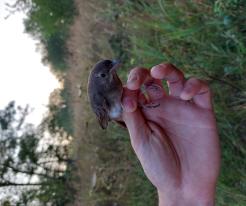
(4, 0), (32, 19)
(0, 102), (75, 205)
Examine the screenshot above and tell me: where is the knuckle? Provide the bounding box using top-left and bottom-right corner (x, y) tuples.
(131, 67), (146, 73)
(188, 77), (200, 83)
(128, 67), (148, 79)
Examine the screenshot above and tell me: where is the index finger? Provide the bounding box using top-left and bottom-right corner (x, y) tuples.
(151, 63), (185, 97)
(121, 87), (150, 151)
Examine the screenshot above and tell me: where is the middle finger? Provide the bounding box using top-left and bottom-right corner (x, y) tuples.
(127, 67), (166, 101)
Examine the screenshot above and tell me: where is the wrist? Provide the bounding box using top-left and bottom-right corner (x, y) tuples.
(158, 190), (215, 206)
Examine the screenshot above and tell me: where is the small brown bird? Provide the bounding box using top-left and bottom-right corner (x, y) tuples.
(88, 59), (123, 129)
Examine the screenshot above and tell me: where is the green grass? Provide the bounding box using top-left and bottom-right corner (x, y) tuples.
(90, 124), (158, 206)
(101, 0), (246, 205)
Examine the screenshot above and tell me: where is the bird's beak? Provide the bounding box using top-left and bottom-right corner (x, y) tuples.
(110, 60), (121, 72)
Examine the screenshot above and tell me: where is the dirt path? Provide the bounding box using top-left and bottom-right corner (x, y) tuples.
(65, 1), (116, 205)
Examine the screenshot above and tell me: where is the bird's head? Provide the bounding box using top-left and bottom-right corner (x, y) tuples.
(91, 59), (121, 88)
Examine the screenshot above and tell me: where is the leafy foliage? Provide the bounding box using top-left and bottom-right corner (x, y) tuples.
(45, 87), (74, 136)
(13, 0), (77, 71)
(24, 0), (76, 38)
(0, 102), (76, 205)
(45, 32), (67, 71)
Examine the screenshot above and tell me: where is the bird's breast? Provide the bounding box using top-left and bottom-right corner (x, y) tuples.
(109, 103), (122, 119)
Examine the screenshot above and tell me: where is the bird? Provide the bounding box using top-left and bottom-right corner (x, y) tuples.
(87, 59), (123, 129)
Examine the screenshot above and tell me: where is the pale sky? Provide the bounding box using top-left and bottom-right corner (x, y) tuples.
(0, 0), (59, 125)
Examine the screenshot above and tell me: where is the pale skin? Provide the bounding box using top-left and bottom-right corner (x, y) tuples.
(121, 64), (221, 206)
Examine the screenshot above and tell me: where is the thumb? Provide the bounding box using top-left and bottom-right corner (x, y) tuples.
(122, 87), (149, 149)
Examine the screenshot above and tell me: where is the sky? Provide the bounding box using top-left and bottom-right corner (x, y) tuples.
(0, 0), (59, 125)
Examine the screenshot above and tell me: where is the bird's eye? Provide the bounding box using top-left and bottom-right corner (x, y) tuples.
(100, 73), (106, 78)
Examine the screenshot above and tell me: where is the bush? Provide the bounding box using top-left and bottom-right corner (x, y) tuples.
(46, 32), (67, 71)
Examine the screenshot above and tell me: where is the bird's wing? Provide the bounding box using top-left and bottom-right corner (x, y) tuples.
(93, 96), (110, 129)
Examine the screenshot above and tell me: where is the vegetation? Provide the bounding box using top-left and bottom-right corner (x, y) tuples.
(9, 0), (77, 71)
(99, 0), (246, 205)
(21, 0), (75, 139)
(0, 102), (76, 205)
(2, 1), (76, 205)
(25, 0), (76, 71)
(4, 0), (245, 205)
(1, 0), (76, 205)
(46, 86), (74, 136)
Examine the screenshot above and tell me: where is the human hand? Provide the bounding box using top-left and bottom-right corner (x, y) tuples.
(121, 64), (220, 206)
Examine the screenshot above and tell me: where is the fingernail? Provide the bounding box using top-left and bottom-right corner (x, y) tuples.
(151, 65), (160, 71)
(146, 84), (164, 100)
(122, 97), (136, 112)
(180, 92), (191, 100)
(127, 74), (138, 84)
